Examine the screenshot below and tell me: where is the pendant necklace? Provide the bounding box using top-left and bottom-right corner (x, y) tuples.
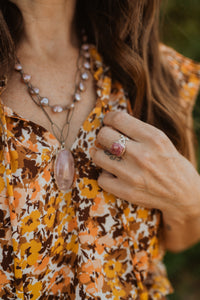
(14, 33), (92, 192)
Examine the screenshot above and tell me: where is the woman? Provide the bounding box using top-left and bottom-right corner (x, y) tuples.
(0, 0), (200, 299)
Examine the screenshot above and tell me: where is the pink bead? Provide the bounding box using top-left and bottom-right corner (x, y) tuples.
(74, 93), (81, 101)
(81, 72), (89, 80)
(82, 44), (89, 51)
(29, 87), (39, 95)
(97, 89), (102, 97)
(40, 97), (49, 106)
(52, 105), (63, 113)
(84, 52), (90, 59)
(79, 82), (85, 92)
(15, 63), (22, 71)
(22, 74), (31, 83)
(83, 62), (91, 70)
(110, 142), (125, 157)
(54, 149), (74, 192)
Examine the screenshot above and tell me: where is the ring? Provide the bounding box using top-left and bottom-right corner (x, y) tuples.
(109, 134), (129, 157)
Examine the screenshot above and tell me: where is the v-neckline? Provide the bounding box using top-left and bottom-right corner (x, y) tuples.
(0, 96), (108, 152)
(0, 45), (112, 152)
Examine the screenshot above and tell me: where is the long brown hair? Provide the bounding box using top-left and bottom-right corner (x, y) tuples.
(0, 0), (195, 159)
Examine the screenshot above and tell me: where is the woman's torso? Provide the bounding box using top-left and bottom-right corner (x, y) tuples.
(0, 44), (200, 300)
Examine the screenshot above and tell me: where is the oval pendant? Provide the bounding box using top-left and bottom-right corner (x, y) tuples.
(54, 149), (75, 192)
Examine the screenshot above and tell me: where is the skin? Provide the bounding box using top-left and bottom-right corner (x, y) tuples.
(11, 0), (78, 58)
(3, 0), (97, 149)
(4, 0), (200, 252)
(91, 111), (200, 252)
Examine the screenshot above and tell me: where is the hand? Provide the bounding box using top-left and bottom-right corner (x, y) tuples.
(91, 111), (200, 251)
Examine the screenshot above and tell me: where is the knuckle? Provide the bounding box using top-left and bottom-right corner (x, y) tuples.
(131, 174), (143, 188)
(97, 126), (109, 143)
(111, 111), (126, 126)
(143, 150), (151, 161)
(139, 151), (153, 169)
(152, 129), (168, 148)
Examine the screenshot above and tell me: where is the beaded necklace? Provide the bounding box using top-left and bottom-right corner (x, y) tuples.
(14, 34), (92, 192)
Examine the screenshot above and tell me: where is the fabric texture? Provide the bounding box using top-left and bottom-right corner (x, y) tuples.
(0, 44), (200, 300)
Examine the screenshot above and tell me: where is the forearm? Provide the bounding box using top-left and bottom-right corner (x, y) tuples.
(162, 212), (200, 253)
(162, 166), (200, 253)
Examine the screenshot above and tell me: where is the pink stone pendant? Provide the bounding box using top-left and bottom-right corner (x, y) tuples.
(54, 149), (75, 192)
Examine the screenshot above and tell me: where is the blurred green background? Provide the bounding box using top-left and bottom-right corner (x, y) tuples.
(160, 0), (200, 299)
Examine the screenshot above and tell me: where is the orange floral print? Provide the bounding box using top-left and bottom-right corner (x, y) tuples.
(0, 44), (199, 299)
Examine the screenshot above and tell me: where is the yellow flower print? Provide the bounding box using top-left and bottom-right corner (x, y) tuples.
(83, 117), (101, 132)
(66, 234), (79, 254)
(124, 206), (130, 217)
(139, 292), (148, 300)
(79, 178), (99, 199)
(21, 210), (40, 235)
(5, 167), (14, 198)
(27, 281), (42, 300)
(44, 206), (55, 228)
(0, 176), (5, 193)
(102, 191), (116, 204)
(137, 208), (149, 220)
(21, 240), (42, 266)
(151, 276), (172, 294)
(41, 148), (51, 162)
(104, 260), (123, 279)
(13, 257), (23, 279)
(106, 278), (126, 300)
(89, 47), (102, 63)
(149, 236), (159, 259)
(16, 290), (24, 300)
(58, 198), (75, 224)
(101, 77), (111, 98)
(64, 191), (72, 206)
(52, 237), (64, 255)
(113, 287), (126, 300)
(94, 66), (104, 81)
(66, 206), (75, 222)
(0, 161), (5, 174)
(83, 108), (101, 132)
(10, 150), (18, 173)
(12, 239), (18, 253)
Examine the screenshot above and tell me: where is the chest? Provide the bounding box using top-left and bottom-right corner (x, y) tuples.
(1, 71), (97, 149)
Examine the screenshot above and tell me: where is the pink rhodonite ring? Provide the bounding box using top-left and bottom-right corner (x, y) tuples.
(110, 134), (129, 157)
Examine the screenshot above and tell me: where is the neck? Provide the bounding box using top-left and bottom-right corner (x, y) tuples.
(11, 0), (78, 61)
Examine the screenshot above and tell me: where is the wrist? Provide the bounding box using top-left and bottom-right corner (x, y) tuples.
(162, 210), (200, 253)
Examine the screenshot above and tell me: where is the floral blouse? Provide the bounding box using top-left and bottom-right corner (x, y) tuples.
(0, 44), (200, 300)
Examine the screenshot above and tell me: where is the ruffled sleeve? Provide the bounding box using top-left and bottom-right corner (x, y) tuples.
(160, 44), (200, 114)
(160, 44), (200, 167)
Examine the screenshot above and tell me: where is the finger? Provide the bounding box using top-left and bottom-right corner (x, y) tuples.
(97, 126), (154, 171)
(97, 126), (139, 155)
(98, 171), (159, 210)
(91, 147), (139, 183)
(103, 111), (163, 142)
